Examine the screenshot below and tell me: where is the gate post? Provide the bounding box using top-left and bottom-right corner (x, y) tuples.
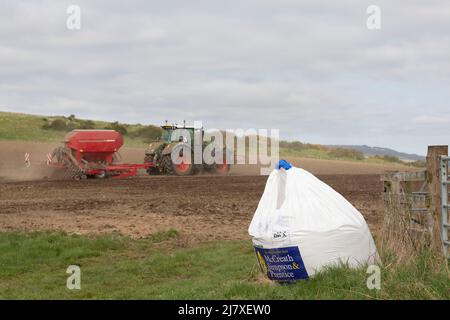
(426, 145), (448, 252)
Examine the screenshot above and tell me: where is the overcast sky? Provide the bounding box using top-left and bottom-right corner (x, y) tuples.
(1, 0), (449, 155)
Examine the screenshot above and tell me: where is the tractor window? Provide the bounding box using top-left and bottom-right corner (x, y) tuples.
(161, 129), (172, 142)
(162, 127), (195, 142)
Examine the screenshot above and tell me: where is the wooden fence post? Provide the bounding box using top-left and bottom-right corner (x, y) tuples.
(426, 145), (448, 251)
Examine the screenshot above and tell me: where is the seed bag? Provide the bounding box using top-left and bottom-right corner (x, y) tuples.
(249, 160), (379, 282)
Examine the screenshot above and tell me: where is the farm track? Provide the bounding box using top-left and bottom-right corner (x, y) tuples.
(0, 174), (383, 245)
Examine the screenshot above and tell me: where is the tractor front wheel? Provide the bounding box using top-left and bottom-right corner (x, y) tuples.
(213, 162), (230, 175)
(211, 148), (231, 175)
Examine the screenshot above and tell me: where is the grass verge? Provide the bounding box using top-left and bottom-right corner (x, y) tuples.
(0, 231), (448, 299)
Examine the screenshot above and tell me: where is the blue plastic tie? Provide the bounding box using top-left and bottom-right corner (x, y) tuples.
(276, 159), (293, 170)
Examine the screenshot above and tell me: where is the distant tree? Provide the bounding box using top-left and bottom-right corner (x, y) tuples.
(105, 121), (128, 135)
(372, 155), (402, 163)
(43, 119), (67, 131)
(328, 148), (365, 160)
(78, 120), (95, 129)
(129, 125), (163, 143)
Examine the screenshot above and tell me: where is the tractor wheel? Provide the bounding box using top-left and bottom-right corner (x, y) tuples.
(173, 159), (194, 176)
(146, 167), (160, 175)
(211, 148), (231, 175)
(173, 145), (194, 176)
(213, 162), (230, 175)
(161, 155), (174, 175)
(161, 154), (193, 176)
(144, 154), (161, 175)
(144, 153), (154, 163)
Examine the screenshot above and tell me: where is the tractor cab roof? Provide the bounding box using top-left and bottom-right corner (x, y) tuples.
(160, 124), (202, 130)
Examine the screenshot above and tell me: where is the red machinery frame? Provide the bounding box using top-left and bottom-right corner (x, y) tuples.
(48, 130), (155, 179)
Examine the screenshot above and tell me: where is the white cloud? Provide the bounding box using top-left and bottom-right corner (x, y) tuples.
(412, 115), (450, 125)
(0, 0), (449, 154)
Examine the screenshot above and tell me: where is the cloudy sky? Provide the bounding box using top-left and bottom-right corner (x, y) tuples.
(1, 0), (449, 155)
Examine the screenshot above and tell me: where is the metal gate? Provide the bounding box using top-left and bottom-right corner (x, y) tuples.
(439, 156), (450, 258)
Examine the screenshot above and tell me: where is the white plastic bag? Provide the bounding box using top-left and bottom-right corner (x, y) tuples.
(249, 165), (379, 282)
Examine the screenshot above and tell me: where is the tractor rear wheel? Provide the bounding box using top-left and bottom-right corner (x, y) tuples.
(161, 154), (193, 176)
(173, 159), (194, 175)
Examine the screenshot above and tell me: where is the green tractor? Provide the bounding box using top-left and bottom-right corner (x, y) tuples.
(144, 123), (231, 176)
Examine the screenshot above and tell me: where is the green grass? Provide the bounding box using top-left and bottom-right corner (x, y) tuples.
(0, 112), (67, 142)
(0, 231), (448, 299)
(0, 111), (148, 148)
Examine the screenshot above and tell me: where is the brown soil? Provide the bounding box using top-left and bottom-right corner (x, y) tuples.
(0, 174), (383, 244)
(0, 141), (410, 182)
(0, 141), (390, 244)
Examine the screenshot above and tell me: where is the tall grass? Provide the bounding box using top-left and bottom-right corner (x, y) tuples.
(379, 193), (449, 285)
(0, 230), (448, 299)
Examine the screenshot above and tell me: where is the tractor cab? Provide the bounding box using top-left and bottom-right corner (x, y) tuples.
(160, 123), (201, 143)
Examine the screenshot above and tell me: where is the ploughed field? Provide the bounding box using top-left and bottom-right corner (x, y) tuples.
(0, 140), (392, 242)
(0, 141), (412, 181)
(0, 174), (383, 243)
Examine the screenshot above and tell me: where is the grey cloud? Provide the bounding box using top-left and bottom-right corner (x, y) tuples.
(1, 0), (449, 155)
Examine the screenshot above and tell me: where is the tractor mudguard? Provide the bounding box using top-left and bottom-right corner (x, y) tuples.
(161, 142), (192, 156)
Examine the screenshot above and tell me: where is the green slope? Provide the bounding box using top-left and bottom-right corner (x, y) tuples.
(0, 111), (423, 167)
(0, 111), (157, 148)
(0, 231), (448, 299)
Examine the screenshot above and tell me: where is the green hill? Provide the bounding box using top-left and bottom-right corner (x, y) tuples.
(0, 111), (423, 167)
(0, 111), (160, 148)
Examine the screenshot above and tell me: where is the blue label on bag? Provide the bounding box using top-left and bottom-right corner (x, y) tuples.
(254, 246), (309, 282)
